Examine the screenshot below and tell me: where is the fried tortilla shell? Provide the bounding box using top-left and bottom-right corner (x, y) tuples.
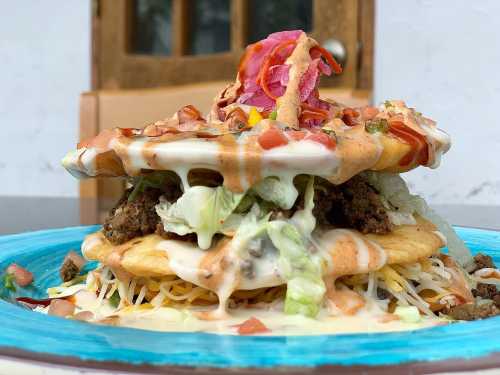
(82, 216), (444, 279)
(366, 216), (445, 265)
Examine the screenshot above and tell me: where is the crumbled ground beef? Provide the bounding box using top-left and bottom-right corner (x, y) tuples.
(60, 258), (79, 282)
(445, 301), (500, 321)
(312, 175), (392, 234)
(377, 287), (391, 300)
(473, 283), (499, 301)
(103, 188), (163, 245)
(471, 253), (496, 272)
(155, 223), (198, 243)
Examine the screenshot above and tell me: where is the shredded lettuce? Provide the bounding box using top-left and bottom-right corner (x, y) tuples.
(252, 176), (299, 210)
(364, 171), (473, 267)
(232, 205), (271, 249)
(156, 186), (245, 249)
(290, 176), (316, 237)
(267, 221), (325, 317)
(265, 176), (325, 317)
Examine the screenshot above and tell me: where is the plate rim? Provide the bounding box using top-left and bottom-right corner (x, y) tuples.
(0, 225), (499, 372)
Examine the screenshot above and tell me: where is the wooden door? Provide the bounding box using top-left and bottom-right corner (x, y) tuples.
(92, 0), (374, 91)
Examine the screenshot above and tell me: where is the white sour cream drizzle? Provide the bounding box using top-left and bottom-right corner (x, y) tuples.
(80, 226), (439, 321)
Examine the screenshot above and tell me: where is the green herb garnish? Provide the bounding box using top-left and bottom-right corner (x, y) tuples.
(109, 290), (121, 308)
(269, 110), (277, 120)
(2, 273), (16, 292)
(365, 118), (389, 134)
(384, 100), (393, 108)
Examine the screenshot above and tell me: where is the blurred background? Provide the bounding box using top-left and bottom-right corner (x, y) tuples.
(0, 0), (499, 228)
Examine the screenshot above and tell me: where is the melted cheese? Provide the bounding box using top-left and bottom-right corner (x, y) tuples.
(61, 290), (444, 335)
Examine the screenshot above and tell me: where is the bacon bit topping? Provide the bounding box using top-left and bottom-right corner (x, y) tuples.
(225, 107), (249, 131)
(299, 102), (330, 125)
(341, 108), (360, 126)
(234, 317), (270, 335)
(48, 299), (75, 317)
(309, 45), (343, 74)
(258, 127), (289, 150)
(6, 264), (33, 287)
(305, 132), (336, 149)
(361, 106), (379, 121)
(177, 104), (203, 123)
(388, 119), (429, 166)
(257, 39), (297, 100)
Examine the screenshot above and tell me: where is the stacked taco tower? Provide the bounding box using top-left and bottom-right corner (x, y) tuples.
(57, 30), (499, 331)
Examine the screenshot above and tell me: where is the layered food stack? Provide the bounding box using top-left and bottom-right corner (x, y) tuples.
(52, 30), (499, 333)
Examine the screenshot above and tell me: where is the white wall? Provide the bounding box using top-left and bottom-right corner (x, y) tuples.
(374, 0), (500, 204)
(0, 1), (90, 197)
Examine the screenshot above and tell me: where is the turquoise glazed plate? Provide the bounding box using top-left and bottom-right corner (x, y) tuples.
(0, 226), (499, 374)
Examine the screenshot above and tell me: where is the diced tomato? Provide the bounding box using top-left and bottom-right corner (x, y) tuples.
(6, 264), (33, 287)
(305, 132), (336, 149)
(258, 128), (289, 150)
(235, 317), (270, 335)
(287, 130), (306, 141)
(342, 108), (360, 126)
(118, 128), (139, 137)
(48, 299), (75, 317)
(361, 106), (379, 120)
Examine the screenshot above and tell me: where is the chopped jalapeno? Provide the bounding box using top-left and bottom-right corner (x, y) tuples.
(321, 128), (336, 137)
(365, 118), (389, 134)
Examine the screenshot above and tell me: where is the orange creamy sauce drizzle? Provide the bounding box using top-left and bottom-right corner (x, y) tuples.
(198, 237), (239, 292)
(142, 140), (163, 170)
(216, 134), (244, 192)
(111, 136), (136, 176)
(324, 231), (387, 315)
(243, 135), (262, 188)
(276, 33), (317, 129)
(331, 124), (381, 184)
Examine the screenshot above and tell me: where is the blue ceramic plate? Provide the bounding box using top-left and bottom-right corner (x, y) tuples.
(0, 226), (499, 372)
